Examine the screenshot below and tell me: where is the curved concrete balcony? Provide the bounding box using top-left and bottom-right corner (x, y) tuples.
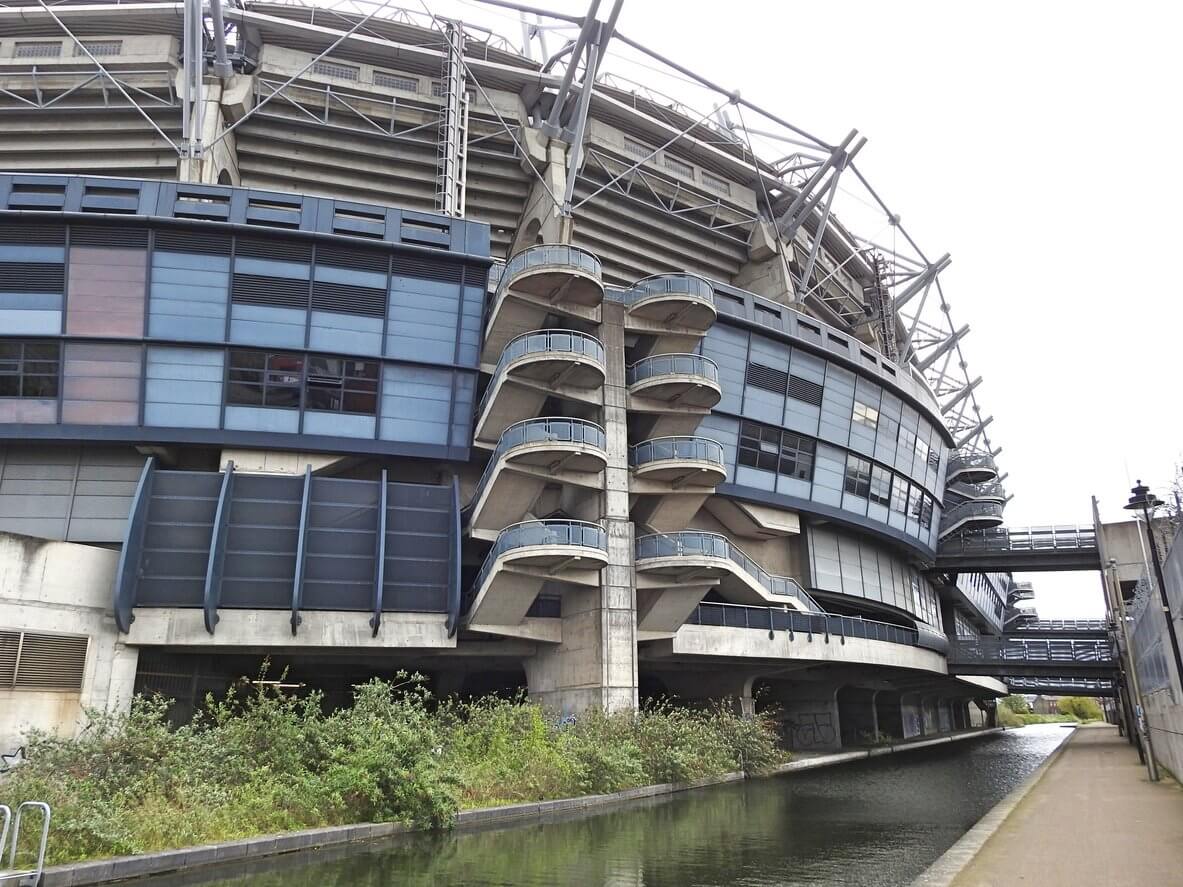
(624, 274), (716, 339)
(482, 245), (604, 363)
(633, 531), (819, 636)
(629, 437), (727, 532)
(465, 520), (608, 638)
(626, 354), (721, 438)
(946, 448), (999, 484)
(938, 499), (1005, 538)
(474, 330), (605, 446)
(946, 480), (1006, 503)
(468, 418), (608, 539)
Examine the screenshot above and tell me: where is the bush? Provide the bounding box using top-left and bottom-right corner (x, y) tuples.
(1000, 694), (1030, 714)
(1057, 696), (1104, 722)
(0, 679), (788, 865)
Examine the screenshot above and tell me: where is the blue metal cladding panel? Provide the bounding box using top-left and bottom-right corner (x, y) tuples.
(229, 304), (307, 348)
(224, 404), (302, 434)
(458, 283), (484, 366)
(303, 410), (375, 439)
(818, 362), (855, 446)
(451, 373), (476, 448)
(385, 275), (462, 363)
(0, 243), (65, 335)
(308, 310), (383, 355)
(783, 349), (823, 436)
(380, 364), (452, 445)
(148, 251), (229, 341)
(144, 346), (224, 429)
(701, 324), (747, 414)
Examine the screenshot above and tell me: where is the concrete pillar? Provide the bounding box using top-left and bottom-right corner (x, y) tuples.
(901, 693), (923, 738)
(178, 80), (240, 185)
(523, 301), (638, 715)
(837, 686), (880, 746)
(768, 681), (841, 752)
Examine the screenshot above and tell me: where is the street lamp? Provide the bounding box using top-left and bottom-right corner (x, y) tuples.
(1123, 480), (1183, 693)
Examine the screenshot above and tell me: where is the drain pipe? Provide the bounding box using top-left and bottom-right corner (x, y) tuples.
(208, 0), (233, 78)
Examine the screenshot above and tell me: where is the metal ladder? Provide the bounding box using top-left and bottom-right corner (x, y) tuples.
(0, 802), (51, 887)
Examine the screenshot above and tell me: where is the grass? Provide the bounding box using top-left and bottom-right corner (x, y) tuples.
(0, 673), (787, 866)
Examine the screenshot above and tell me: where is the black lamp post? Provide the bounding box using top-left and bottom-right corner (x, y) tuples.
(1124, 480), (1183, 692)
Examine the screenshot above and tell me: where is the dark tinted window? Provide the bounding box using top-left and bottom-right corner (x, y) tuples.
(0, 341), (60, 398)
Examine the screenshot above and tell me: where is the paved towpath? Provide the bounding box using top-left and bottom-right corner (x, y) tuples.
(951, 723), (1183, 886)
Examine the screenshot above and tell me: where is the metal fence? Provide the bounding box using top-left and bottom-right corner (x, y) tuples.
(470, 418), (606, 506)
(687, 601), (919, 646)
(622, 273), (714, 305)
(471, 520), (606, 600)
(939, 525), (1098, 555)
(626, 353), (719, 386)
(949, 637), (1113, 665)
(629, 436), (724, 467)
(499, 244), (601, 293)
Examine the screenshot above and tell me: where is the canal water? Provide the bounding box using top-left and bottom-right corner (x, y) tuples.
(142, 726), (1070, 887)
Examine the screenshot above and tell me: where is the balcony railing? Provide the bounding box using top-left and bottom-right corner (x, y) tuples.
(687, 601), (920, 647)
(946, 480), (1007, 502)
(630, 436), (725, 468)
(626, 353), (719, 386)
(471, 520), (607, 602)
(498, 244), (602, 294)
(939, 499), (1004, 535)
(470, 418), (607, 507)
(635, 531), (823, 612)
(477, 329), (604, 418)
(622, 273), (714, 305)
(947, 449), (998, 478)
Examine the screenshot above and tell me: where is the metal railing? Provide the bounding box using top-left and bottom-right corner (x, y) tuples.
(0, 802), (50, 887)
(471, 520), (607, 601)
(947, 449), (998, 477)
(630, 436), (725, 469)
(498, 244), (602, 295)
(1005, 676), (1116, 691)
(626, 353), (719, 387)
(939, 499), (1004, 535)
(939, 525), (1098, 556)
(477, 329), (604, 419)
(622, 273), (714, 306)
(687, 601), (919, 646)
(635, 531), (823, 612)
(470, 418), (606, 508)
(946, 480), (1007, 502)
(1010, 619), (1108, 633)
(948, 637), (1114, 665)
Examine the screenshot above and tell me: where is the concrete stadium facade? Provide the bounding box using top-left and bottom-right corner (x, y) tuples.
(0, 0), (1012, 753)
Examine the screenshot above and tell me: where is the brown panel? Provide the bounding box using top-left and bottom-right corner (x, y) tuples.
(0, 399), (57, 423)
(66, 247), (147, 337)
(61, 342), (141, 426)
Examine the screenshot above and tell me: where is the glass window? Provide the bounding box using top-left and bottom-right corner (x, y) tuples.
(779, 432), (815, 481)
(868, 465), (892, 506)
(914, 435), (930, 464)
(907, 483), (923, 520)
(852, 400), (879, 430)
(0, 341), (61, 398)
(738, 420), (780, 472)
(228, 349), (304, 408)
(305, 355), (379, 415)
(920, 493), (934, 530)
(844, 454), (872, 498)
(898, 425), (917, 454)
(889, 476), (909, 513)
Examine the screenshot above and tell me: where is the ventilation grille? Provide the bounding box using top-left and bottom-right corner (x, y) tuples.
(154, 229), (231, 256)
(232, 274), (309, 308)
(374, 71), (418, 91)
(70, 226), (149, 248)
(311, 281), (386, 317)
(236, 237), (311, 264)
(391, 255), (463, 284)
(312, 60), (359, 81)
(0, 263), (65, 292)
(315, 244), (390, 274)
(76, 40), (122, 57)
(0, 223), (66, 245)
(14, 41), (62, 58)
(745, 362), (787, 395)
(787, 375), (824, 406)
(0, 630), (88, 691)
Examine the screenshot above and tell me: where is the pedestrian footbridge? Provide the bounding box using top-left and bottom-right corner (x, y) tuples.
(947, 636), (1116, 679)
(934, 525), (1102, 572)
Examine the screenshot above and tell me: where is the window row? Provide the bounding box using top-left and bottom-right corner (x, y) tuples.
(737, 420), (815, 480)
(0, 341), (59, 398)
(227, 350), (379, 415)
(843, 454), (936, 529)
(852, 397), (941, 471)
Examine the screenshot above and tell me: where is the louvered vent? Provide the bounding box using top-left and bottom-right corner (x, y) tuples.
(232, 274), (309, 308)
(154, 229), (231, 255)
(311, 281), (386, 317)
(316, 244), (390, 274)
(1, 630), (88, 690)
(391, 255), (463, 284)
(745, 362), (787, 394)
(787, 375), (824, 406)
(0, 263), (65, 292)
(236, 237), (312, 263)
(70, 226), (148, 248)
(0, 223), (65, 245)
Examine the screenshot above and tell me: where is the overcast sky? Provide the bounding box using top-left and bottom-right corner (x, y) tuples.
(432, 0), (1182, 617)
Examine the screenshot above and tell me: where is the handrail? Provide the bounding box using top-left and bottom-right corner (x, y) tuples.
(630, 436), (725, 468)
(470, 418), (607, 508)
(622, 273), (714, 305)
(476, 329), (605, 419)
(470, 520), (607, 605)
(948, 637), (1114, 664)
(626, 353), (719, 386)
(498, 244), (602, 296)
(939, 499), (1004, 535)
(946, 480), (1007, 501)
(1, 801), (50, 884)
(947, 449), (998, 475)
(635, 531), (823, 612)
(687, 601), (920, 647)
(940, 525), (1098, 555)
(1011, 619), (1108, 633)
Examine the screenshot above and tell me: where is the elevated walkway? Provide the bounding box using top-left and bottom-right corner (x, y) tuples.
(1004, 676), (1116, 696)
(1007, 619), (1109, 640)
(935, 525), (1102, 572)
(946, 637), (1116, 678)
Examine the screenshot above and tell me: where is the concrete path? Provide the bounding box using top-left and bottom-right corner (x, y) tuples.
(951, 724), (1183, 887)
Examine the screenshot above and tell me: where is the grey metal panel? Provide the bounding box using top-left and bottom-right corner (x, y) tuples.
(135, 469), (221, 607)
(385, 276), (462, 363)
(700, 324), (747, 415)
(302, 475), (380, 613)
(220, 472), (303, 610)
(384, 481), (450, 613)
(113, 457), (154, 632)
(380, 365), (452, 445)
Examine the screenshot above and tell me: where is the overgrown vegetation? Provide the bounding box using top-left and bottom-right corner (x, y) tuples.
(0, 674), (786, 866)
(996, 693), (1103, 727)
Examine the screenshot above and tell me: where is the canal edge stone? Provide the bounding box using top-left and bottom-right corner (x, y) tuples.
(906, 726), (1078, 887)
(39, 727), (1006, 887)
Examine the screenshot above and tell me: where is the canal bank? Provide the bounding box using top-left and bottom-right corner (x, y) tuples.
(39, 727), (1007, 887)
(914, 724), (1183, 887)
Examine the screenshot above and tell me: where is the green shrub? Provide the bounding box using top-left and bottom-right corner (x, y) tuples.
(1000, 694), (1030, 714)
(1056, 697), (1104, 722)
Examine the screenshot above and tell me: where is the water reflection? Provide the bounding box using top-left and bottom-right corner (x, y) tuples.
(142, 726), (1069, 887)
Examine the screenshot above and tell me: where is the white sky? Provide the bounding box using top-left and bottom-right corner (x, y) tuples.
(429, 0), (1183, 618)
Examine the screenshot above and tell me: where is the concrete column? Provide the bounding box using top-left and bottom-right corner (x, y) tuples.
(766, 680), (841, 752)
(523, 301), (638, 715)
(179, 80), (240, 185)
(901, 693), (923, 738)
